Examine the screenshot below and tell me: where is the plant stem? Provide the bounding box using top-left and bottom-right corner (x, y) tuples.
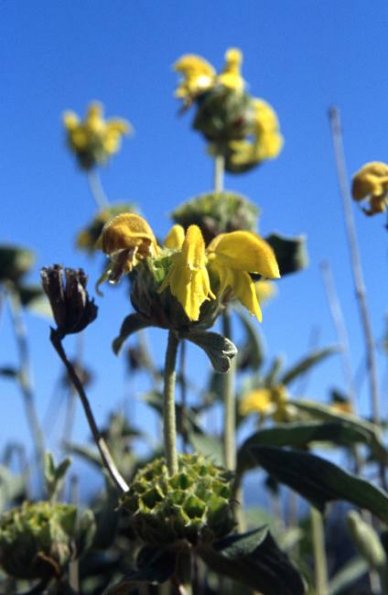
(328, 107), (380, 427)
(311, 507), (328, 595)
(163, 330), (179, 476)
(87, 169), (109, 210)
(7, 287), (45, 472)
(50, 329), (129, 493)
(320, 261), (356, 408)
(179, 339), (189, 453)
(214, 153), (225, 193)
(222, 309), (236, 471)
(175, 546), (193, 595)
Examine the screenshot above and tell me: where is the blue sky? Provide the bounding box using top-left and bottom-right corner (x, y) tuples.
(0, 1), (387, 488)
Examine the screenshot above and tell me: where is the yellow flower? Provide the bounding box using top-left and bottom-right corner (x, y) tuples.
(240, 385), (289, 421)
(100, 213), (158, 284)
(63, 101), (131, 168)
(227, 99), (283, 168)
(163, 224), (185, 249)
(159, 225), (215, 321)
(352, 162), (388, 216)
(217, 48), (245, 92)
(173, 55), (216, 104)
(207, 230), (280, 322)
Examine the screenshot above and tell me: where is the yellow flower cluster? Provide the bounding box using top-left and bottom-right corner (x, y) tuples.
(63, 102), (131, 169)
(99, 214), (280, 323)
(173, 48), (283, 169)
(239, 385), (290, 422)
(352, 162), (388, 216)
(174, 48), (244, 105)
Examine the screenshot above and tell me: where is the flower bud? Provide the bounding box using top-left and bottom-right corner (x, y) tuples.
(41, 265), (98, 338)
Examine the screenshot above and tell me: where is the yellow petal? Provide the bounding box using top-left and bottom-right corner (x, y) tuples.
(164, 225), (185, 249)
(208, 231), (280, 279)
(352, 161), (388, 200)
(240, 388), (273, 416)
(209, 260), (262, 320)
(159, 225), (215, 321)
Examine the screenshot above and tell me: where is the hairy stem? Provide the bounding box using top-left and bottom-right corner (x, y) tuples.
(87, 169), (109, 210)
(7, 287), (45, 472)
(222, 309), (236, 471)
(311, 507), (328, 595)
(163, 330), (179, 476)
(328, 107), (380, 426)
(214, 153), (225, 193)
(50, 329), (129, 493)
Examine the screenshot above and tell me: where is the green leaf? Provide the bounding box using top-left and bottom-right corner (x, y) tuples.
(237, 421), (373, 475)
(0, 245), (35, 282)
(280, 346), (338, 386)
(112, 313), (152, 355)
(328, 556), (368, 595)
(198, 527), (305, 595)
(184, 329), (237, 373)
(248, 446), (388, 522)
(44, 452), (71, 501)
(75, 509), (96, 557)
(265, 233), (308, 276)
(107, 546), (176, 593)
(0, 366), (18, 378)
(289, 400), (387, 463)
(189, 433), (224, 466)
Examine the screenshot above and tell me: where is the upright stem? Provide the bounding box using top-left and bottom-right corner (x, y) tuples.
(179, 339), (189, 453)
(214, 153), (225, 194)
(329, 107), (381, 426)
(174, 545), (193, 595)
(7, 288), (45, 470)
(50, 330), (129, 493)
(320, 261), (356, 408)
(222, 309), (236, 471)
(311, 507), (328, 595)
(87, 169), (109, 210)
(163, 331), (179, 476)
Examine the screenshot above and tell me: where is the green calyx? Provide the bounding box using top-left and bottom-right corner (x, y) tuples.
(171, 191), (258, 244)
(120, 453), (235, 545)
(130, 257), (221, 332)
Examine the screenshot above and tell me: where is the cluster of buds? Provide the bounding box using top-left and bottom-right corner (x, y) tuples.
(0, 501), (95, 581)
(63, 101), (131, 170)
(173, 48), (283, 173)
(120, 453), (235, 545)
(98, 212), (279, 331)
(352, 161), (388, 217)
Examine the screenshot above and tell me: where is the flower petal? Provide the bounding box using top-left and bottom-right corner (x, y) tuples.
(208, 231), (280, 279)
(164, 225), (185, 249)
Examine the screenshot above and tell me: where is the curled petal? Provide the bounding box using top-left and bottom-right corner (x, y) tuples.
(208, 231), (280, 279)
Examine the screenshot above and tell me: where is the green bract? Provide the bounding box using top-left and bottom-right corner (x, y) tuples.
(0, 501), (95, 580)
(120, 454), (235, 545)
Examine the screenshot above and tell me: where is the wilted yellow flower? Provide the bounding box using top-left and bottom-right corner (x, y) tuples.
(227, 99), (283, 169)
(159, 225), (215, 321)
(352, 162), (388, 216)
(240, 385), (289, 422)
(217, 48), (245, 92)
(174, 55), (216, 104)
(99, 213), (158, 284)
(207, 230), (280, 322)
(63, 101), (131, 169)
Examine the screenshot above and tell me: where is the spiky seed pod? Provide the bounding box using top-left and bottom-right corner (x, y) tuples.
(0, 502), (82, 580)
(171, 191), (259, 245)
(120, 454), (235, 546)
